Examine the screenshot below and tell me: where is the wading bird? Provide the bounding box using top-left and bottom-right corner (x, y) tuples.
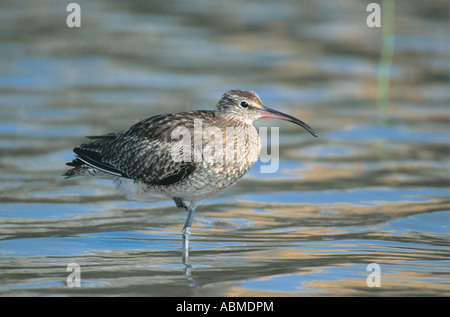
(64, 89), (317, 263)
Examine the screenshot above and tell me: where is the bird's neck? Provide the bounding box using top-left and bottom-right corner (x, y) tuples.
(213, 112), (254, 129)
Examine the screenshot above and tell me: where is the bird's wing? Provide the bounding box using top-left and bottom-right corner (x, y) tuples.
(66, 112), (202, 186)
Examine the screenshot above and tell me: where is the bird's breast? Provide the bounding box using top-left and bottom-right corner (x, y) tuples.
(200, 124), (260, 169)
(167, 123), (261, 199)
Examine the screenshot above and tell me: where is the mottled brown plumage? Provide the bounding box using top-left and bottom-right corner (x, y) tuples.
(64, 89), (317, 262)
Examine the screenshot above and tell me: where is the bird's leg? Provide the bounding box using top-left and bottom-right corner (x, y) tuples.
(182, 201), (198, 265)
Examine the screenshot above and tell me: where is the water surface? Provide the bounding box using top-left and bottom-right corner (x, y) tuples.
(0, 0), (448, 296)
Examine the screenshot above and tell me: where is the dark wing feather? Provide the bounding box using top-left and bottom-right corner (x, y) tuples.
(65, 111), (210, 186)
(72, 147), (126, 177)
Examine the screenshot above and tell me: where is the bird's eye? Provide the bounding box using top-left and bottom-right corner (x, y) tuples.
(240, 101), (249, 108)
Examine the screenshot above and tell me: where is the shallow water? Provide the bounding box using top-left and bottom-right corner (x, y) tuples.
(0, 0), (449, 296)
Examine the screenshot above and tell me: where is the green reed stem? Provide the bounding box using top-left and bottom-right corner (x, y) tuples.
(377, 0), (395, 125)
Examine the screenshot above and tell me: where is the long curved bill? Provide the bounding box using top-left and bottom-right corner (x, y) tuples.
(261, 106), (318, 137)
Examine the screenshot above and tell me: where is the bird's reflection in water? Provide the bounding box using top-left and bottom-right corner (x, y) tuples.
(182, 248), (199, 294)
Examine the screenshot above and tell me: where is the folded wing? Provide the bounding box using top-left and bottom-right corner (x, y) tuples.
(64, 113), (199, 186)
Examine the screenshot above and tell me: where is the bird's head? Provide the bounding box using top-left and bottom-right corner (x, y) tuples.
(215, 89), (318, 137)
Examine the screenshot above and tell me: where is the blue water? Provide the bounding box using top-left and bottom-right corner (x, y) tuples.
(0, 0), (448, 296)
